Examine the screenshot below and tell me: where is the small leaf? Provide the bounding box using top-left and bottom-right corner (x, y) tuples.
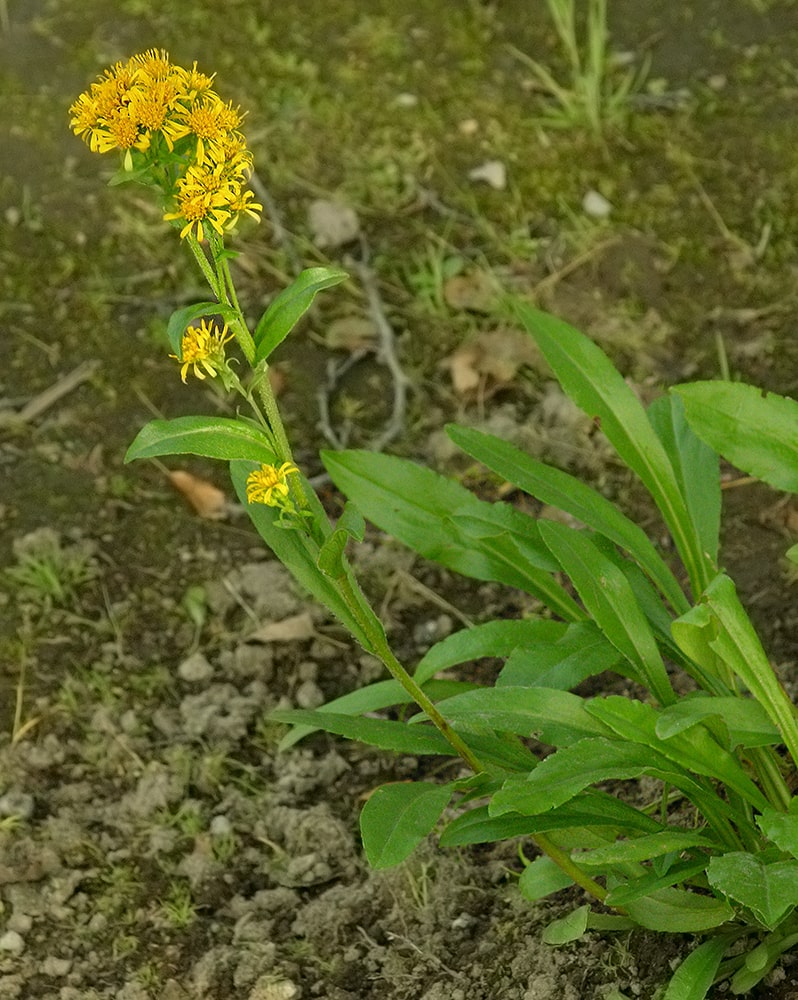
(317, 502), (365, 579)
(757, 800), (798, 860)
(254, 267), (349, 363)
(166, 302), (238, 356)
(656, 696), (779, 749)
(674, 380), (798, 493)
(661, 936), (728, 1000)
(269, 708), (454, 756)
(519, 855), (573, 901)
(542, 904), (590, 944)
(575, 831), (714, 869)
(125, 416), (276, 464)
(625, 886), (733, 932)
(360, 782), (454, 869)
(707, 852), (798, 929)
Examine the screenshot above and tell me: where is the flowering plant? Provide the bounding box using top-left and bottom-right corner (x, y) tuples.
(72, 52), (798, 999)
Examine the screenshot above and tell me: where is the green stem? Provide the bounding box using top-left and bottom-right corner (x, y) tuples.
(536, 831), (610, 903)
(186, 235), (222, 299)
(334, 569), (484, 773)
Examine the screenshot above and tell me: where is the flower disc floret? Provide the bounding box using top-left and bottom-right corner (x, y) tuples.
(170, 318), (234, 382)
(245, 462), (299, 508)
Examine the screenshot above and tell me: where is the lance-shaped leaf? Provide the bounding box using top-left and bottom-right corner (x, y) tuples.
(674, 380), (798, 493)
(125, 416), (276, 464)
(322, 449), (582, 619)
(661, 936), (728, 1000)
(360, 781), (454, 868)
(515, 302), (713, 596)
(447, 422), (689, 614)
(254, 267), (349, 363)
(537, 519), (674, 706)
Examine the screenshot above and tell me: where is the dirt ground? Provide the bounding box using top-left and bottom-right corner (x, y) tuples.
(4, 1), (798, 997)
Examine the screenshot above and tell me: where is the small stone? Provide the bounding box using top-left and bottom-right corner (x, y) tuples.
(294, 680), (324, 710)
(6, 913), (32, 934)
(582, 189), (612, 218)
(178, 651), (214, 684)
(248, 977), (300, 1000)
(41, 956), (72, 977)
(210, 814), (233, 838)
(0, 790), (34, 821)
(0, 931), (25, 955)
(393, 92), (418, 107)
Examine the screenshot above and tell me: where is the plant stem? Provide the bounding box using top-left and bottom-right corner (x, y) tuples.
(334, 570), (484, 772)
(535, 831), (610, 903)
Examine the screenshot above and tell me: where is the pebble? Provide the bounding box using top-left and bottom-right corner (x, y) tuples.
(6, 913), (32, 935)
(210, 814), (233, 838)
(294, 680), (324, 710)
(582, 188), (612, 218)
(40, 956), (72, 977)
(0, 790), (34, 821)
(248, 977), (299, 1000)
(178, 651), (214, 684)
(0, 931), (25, 955)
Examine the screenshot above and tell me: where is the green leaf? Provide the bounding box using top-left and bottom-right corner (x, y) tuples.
(498, 621), (624, 691)
(542, 904), (590, 944)
(125, 416), (276, 464)
(661, 936), (728, 1000)
(625, 886), (734, 932)
(322, 449), (582, 619)
(519, 855), (574, 901)
(656, 695), (780, 749)
(414, 619), (567, 685)
(604, 859), (710, 908)
(426, 687), (614, 747)
(441, 791), (663, 847)
(489, 737), (730, 824)
(360, 781), (454, 869)
(317, 502), (365, 579)
(447, 423), (689, 614)
(673, 380), (798, 493)
(586, 696), (770, 812)
(706, 852), (798, 929)
(699, 574), (798, 767)
(166, 301), (238, 356)
(575, 831), (715, 869)
(537, 520), (674, 706)
(515, 302), (712, 596)
(648, 394), (721, 568)
(269, 708), (455, 756)
(757, 800), (798, 860)
(254, 267), (349, 363)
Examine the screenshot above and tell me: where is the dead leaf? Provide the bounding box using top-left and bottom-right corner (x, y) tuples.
(248, 611), (316, 643)
(307, 199), (360, 249)
(443, 270), (496, 313)
(468, 160), (507, 190)
(167, 470), (228, 520)
(324, 315), (377, 351)
(442, 329), (541, 398)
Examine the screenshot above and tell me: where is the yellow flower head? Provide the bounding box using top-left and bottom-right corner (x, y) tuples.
(70, 51), (263, 239)
(170, 318), (234, 382)
(245, 462), (299, 508)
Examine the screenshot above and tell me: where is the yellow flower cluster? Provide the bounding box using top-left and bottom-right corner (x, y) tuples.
(69, 49), (262, 241)
(245, 462), (299, 508)
(170, 318), (234, 382)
